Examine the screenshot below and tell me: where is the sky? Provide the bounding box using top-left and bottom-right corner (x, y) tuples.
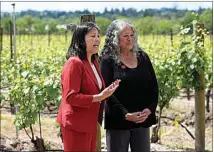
(1, 1), (213, 13)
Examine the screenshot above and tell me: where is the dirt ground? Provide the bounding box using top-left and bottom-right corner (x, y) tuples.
(0, 90), (213, 151)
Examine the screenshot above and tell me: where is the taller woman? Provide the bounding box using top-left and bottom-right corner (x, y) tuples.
(57, 22), (120, 152)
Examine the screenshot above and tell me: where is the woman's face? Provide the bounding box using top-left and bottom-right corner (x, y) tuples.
(119, 27), (134, 52)
(85, 27), (100, 55)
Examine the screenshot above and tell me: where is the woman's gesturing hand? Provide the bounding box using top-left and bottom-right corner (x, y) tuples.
(93, 79), (121, 102)
(101, 79), (121, 99)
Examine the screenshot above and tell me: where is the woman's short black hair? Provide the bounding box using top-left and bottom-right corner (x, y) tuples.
(66, 22), (100, 60)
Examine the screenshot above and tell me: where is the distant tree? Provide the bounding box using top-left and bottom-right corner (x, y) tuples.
(1, 12), (10, 18)
(33, 18), (46, 34)
(115, 8), (120, 14)
(144, 8), (155, 17)
(16, 17), (28, 34)
(125, 8), (138, 17)
(96, 17), (112, 35)
(82, 9), (91, 15)
(197, 7), (205, 14)
(104, 7), (108, 14)
(181, 12), (197, 32)
(158, 19), (174, 34)
(134, 16), (157, 35)
(1, 17), (11, 33)
(24, 15), (35, 33)
(46, 19), (58, 33)
(121, 7), (126, 16)
(1, 8), (212, 35)
(199, 10), (212, 32)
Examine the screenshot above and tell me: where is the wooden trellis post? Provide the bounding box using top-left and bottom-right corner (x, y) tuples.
(65, 30), (68, 42)
(193, 23), (205, 152)
(9, 21), (16, 115)
(0, 27), (2, 54)
(9, 21), (13, 62)
(170, 28), (173, 47)
(48, 30), (51, 47)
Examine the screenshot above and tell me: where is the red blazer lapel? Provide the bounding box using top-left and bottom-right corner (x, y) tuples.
(83, 60), (99, 89)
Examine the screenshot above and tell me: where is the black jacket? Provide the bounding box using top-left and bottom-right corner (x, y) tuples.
(100, 51), (158, 129)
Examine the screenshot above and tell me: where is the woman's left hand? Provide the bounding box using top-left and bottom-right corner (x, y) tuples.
(135, 108), (151, 123)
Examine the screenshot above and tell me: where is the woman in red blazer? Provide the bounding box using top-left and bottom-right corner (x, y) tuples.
(57, 22), (120, 151)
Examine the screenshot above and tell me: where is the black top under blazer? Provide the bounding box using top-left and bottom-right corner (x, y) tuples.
(100, 51), (158, 129)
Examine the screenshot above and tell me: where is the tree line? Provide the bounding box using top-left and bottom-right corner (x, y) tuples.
(1, 7), (212, 35)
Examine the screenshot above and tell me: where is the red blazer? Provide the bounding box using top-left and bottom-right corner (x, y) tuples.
(57, 56), (105, 133)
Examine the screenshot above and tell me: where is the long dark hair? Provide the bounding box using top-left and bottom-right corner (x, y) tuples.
(66, 22), (100, 61)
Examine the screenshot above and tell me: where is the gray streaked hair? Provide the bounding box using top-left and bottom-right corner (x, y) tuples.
(101, 19), (141, 64)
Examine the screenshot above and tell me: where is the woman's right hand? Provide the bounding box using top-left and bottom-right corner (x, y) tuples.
(100, 79), (121, 100)
(93, 79), (121, 102)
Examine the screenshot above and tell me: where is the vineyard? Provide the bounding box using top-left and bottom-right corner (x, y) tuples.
(0, 20), (213, 151)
